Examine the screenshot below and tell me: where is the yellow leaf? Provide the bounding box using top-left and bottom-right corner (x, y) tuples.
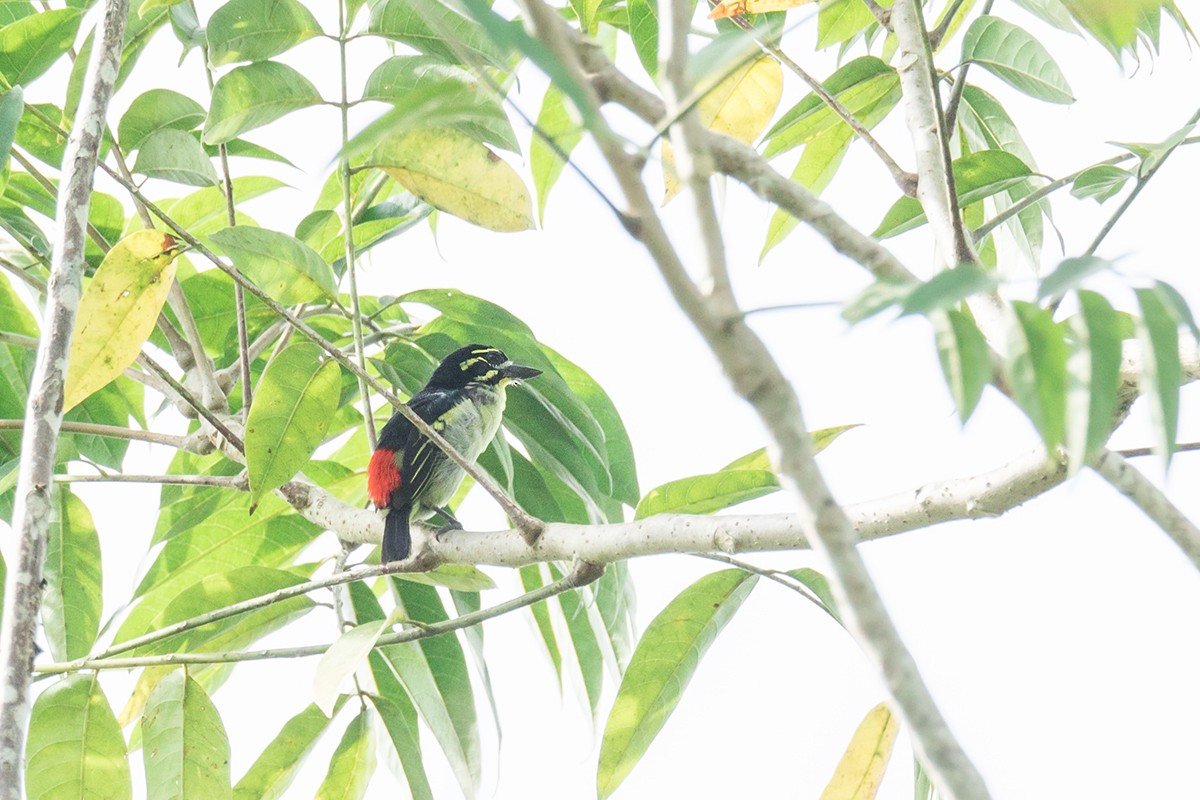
(820, 702), (899, 800)
(709, 0), (817, 19)
(373, 128), (534, 232)
(63, 230), (180, 412)
(663, 56), (783, 202)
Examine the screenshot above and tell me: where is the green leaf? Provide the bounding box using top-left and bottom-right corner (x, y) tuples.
(817, 0), (876, 49)
(530, 85), (582, 224)
(165, 176), (288, 236)
(0, 8), (82, 87)
(42, 488), (102, 662)
(26, 673), (131, 800)
(387, 579), (479, 795)
(118, 88), (206, 152)
(142, 671), (232, 800)
(1065, 291), (1121, 473)
(842, 278), (918, 323)
(315, 710), (376, 800)
(234, 704), (337, 800)
(597, 570), (758, 797)
(132, 129), (219, 186)
(763, 57), (899, 159)
(761, 122), (853, 262)
(901, 263), (997, 316)
(394, 564), (497, 592)
(1135, 285), (1182, 465)
(932, 308), (991, 423)
(207, 0), (321, 65)
(1010, 0), (1078, 33)
(958, 84), (1037, 166)
(1008, 301), (1069, 450)
(549, 563), (605, 714)
(961, 16), (1075, 104)
(137, 566), (313, 655)
(313, 620), (389, 717)
(245, 342), (341, 508)
(784, 567), (841, 622)
(352, 584), (433, 800)
(367, 0), (510, 69)
(627, 0), (658, 76)
(1070, 165), (1132, 203)
(873, 150), (1033, 238)
(361, 55), (517, 153)
(1061, 0), (1186, 59)
(203, 61), (322, 145)
(209, 225), (337, 304)
(519, 565), (564, 683)
(1036, 255), (1113, 301)
(0, 86), (22, 166)
(1151, 279), (1200, 342)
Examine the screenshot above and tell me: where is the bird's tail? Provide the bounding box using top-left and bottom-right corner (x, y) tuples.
(382, 505), (412, 564)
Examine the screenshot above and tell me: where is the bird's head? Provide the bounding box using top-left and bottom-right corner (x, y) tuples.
(427, 344), (542, 391)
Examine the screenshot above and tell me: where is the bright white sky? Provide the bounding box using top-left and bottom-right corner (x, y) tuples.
(9, 1), (1200, 798)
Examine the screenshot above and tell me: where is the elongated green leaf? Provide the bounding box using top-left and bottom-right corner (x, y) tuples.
(961, 16), (1074, 104)
(874, 151), (1033, 238)
(351, 583), (433, 800)
(520, 564), (564, 684)
(234, 703), (337, 800)
(958, 84), (1037, 165)
(63, 230), (180, 411)
(313, 620), (389, 716)
(209, 225), (337, 304)
(118, 88), (206, 152)
(27, 674), (131, 800)
(902, 264), (997, 316)
(1066, 291), (1121, 473)
(0, 86), (22, 166)
(597, 570), (758, 797)
(207, 0), (321, 65)
(315, 710), (376, 800)
(627, 0), (658, 76)
(817, 0), (875, 49)
(1008, 301), (1068, 450)
(138, 566), (313, 655)
(763, 57), (899, 159)
(132, 129), (218, 187)
(761, 122), (854, 262)
(245, 342), (341, 507)
(367, 0), (509, 69)
(785, 567), (841, 622)
(372, 128), (534, 232)
(0, 8), (81, 86)
(1037, 256), (1113, 301)
(1071, 165), (1132, 203)
(203, 61), (321, 145)
(142, 671), (231, 800)
(389, 579), (480, 795)
(531, 85), (582, 224)
(820, 702), (898, 800)
(932, 309), (991, 423)
(1135, 286), (1182, 465)
(636, 426), (857, 518)
(42, 488), (102, 662)
(361, 55), (516, 153)
(551, 563), (604, 714)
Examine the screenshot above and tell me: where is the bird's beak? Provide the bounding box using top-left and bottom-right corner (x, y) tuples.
(502, 363), (542, 382)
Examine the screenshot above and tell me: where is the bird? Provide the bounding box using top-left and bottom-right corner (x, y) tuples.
(367, 344), (542, 563)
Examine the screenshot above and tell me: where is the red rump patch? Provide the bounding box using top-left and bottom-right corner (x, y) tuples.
(368, 448), (401, 507)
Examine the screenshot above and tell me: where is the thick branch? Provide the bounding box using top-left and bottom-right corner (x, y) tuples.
(0, 0), (130, 793)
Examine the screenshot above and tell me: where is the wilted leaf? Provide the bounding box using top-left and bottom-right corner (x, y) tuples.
(710, 0), (817, 19)
(63, 230), (180, 411)
(373, 128), (534, 232)
(819, 702), (898, 800)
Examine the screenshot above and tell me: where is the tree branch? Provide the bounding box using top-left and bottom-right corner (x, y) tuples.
(1092, 449), (1200, 571)
(0, 1), (130, 792)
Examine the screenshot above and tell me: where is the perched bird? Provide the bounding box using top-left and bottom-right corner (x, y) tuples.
(367, 344), (542, 563)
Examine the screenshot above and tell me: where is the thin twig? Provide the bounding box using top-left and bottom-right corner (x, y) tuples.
(0, 419), (200, 450)
(138, 353), (245, 452)
(54, 473), (247, 487)
(1093, 449), (1200, 571)
(34, 560), (603, 675)
(694, 553), (840, 623)
(943, 0), (994, 130)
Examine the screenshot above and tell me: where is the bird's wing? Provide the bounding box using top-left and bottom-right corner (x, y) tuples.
(385, 388), (459, 510)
